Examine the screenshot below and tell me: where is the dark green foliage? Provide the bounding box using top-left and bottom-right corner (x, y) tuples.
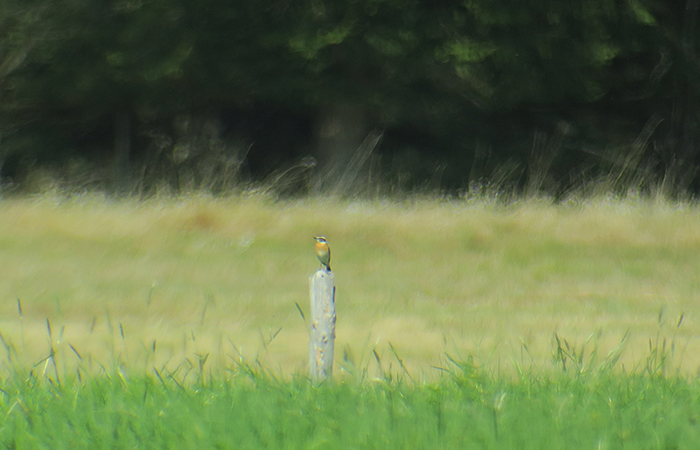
(0, 0), (699, 195)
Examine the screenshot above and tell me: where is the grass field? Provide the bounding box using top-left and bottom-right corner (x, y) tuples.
(1, 193), (700, 448)
(3, 365), (700, 449)
(0, 193), (698, 379)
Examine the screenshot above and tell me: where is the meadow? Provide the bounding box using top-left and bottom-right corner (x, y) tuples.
(0, 193), (699, 448)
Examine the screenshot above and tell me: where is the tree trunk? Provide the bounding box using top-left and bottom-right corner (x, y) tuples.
(113, 109), (131, 194)
(313, 102), (369, 194)
(667, 0), (700, 194)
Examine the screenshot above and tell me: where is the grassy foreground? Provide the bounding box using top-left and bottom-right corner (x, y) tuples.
(1, 194), (700, 448)
(2, 363), (700, 449)
(0, 194), (698, 378)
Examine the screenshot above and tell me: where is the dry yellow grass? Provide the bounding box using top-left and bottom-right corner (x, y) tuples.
(0, 194), (698, 379)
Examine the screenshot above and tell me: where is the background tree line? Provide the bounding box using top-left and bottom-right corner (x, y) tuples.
(0, 0), (698, 197)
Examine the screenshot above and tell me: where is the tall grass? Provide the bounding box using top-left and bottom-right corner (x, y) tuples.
(0, 194), (699, 447)
(1, 194), (699, 378)
(0, 339), (699, 449)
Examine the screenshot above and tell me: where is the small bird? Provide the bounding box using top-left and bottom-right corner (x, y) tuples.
(313, 236), (331, 271)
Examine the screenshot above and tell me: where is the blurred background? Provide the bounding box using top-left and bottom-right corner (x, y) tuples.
(0, 0), (698, 198)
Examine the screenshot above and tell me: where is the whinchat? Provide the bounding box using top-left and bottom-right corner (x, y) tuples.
(313, 236), (331, 271)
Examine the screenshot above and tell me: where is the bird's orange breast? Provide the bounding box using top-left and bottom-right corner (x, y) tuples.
(315, 241), (329, 255)
(315, 241), (330, 263)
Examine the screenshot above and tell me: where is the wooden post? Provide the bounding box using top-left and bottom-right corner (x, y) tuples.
(309, 269), (336, 382)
